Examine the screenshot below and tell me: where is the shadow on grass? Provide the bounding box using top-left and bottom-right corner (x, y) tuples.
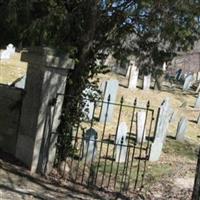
(0, 149), (139, 200)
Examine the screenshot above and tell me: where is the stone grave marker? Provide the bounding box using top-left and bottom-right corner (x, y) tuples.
(143, 74), (151, 90)
(6, 44), (15, 55)
(176, 117), (188, 142)
(128, 65), (139, 90)
(83, 128), (98, 163)
(149, 98), (171, 161)
(99, 80), (119, 122)
(162, 62), (166, 71)
(195, 93), (200, 109)
(136, 111), (146, 143)
(115, 122), (128, 163)
(0, 50), (10, 60)
(183, 74), (193, 91)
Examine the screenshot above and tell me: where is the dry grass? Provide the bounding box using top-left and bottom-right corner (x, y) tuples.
(97, 72), (200, 144)
(0, 52), (27, 85)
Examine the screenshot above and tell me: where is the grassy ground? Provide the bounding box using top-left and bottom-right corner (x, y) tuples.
(0, 55), (199, 199)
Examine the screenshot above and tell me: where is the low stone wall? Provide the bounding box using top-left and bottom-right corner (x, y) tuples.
(0, 84), (23, 155)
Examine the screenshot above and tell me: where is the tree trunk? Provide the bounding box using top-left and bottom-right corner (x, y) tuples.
(192, 148), (200, 200)
(154, 75), (164, 90)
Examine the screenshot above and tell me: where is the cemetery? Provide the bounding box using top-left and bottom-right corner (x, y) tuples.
(0, 46), (200, 199)
(1, 1), (200, 199)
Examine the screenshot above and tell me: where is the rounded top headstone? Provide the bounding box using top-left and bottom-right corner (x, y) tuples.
(7, 44), (14, 48)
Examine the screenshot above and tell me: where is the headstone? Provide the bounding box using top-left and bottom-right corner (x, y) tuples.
(162, 62), (166, 71)
(136, 111), (146, 143)
(128, 64), (139, 90)
(149, 140), (163, 161)
(143, 74), (151, 90)
(154, 98), (171, 141)
(183, 74), (193, 91)
(176, 117), (188, 142)
(149, 98), (171, 161)
(197, 114), (200, 125)
(115, 122), (128, 163)
(83, 128), (97, 163)
(6, 44), (15, 55)
(14, 75), (27, 89)
(99, 80), (119, 122)
(195, 93), (200, 109)
(0, 50), (10, 60)
(126, 60), (135, 78)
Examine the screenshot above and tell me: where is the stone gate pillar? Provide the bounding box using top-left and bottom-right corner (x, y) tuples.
(15, 47), (74, 173)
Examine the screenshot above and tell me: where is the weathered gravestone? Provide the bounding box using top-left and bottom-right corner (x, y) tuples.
(99, 80), (119, 122)
(128, 65), (139, 90)
(115, 122), (128, 163)
(195, 93), (200, 109)
(176, 117), (188, 142)
(83, 128), (97, 163)
(136, 111), (146, 143)
(183, 74), (193, 91)
(6, 44), (15, 55)
(143, 74), (151, 90)
(197, 113), (200, 125)
(0, 50), (10, 60)
(149, 98), (171, 161)
(127, 60), (138, 90)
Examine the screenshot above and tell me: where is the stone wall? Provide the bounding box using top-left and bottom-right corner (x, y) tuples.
(0, 84), (23, 154)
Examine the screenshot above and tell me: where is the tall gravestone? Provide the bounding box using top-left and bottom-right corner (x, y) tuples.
(115, 122), (127, 163)
(149, 98), (171, 161)
(99, 80), (119, 122)
(136, 111), (146, 143)
(83, 128), (97, 163)
(183, 74), (193, 91)
(128, 61), (139, 90)
(143, 74), (151, 90)
(15, 47), (74, 174)
(195, 93), (200, 109)
(176, 117), (188, 142)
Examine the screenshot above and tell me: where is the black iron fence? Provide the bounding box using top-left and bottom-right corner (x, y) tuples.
(53, 94), (157, 193)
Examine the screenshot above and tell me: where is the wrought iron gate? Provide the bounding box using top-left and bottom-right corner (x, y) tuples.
(54, 95), (157, 193)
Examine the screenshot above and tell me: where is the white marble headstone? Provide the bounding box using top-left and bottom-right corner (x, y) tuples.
(176, 117), (188, 142)
(143, 74), (151, 90)
(183, 74), (193, 91)
(115, 122), (128, 163)
(6, 44), (15, 55)
(136, 111), (146, 143)
(0, 50), (10, 60)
